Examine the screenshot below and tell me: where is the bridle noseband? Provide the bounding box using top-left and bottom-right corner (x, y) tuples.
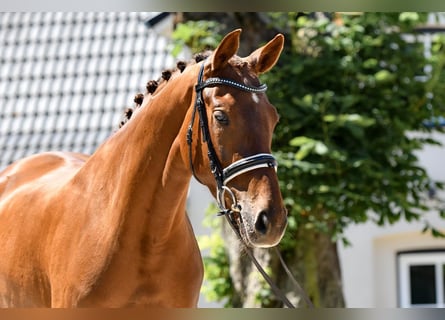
(187, 61), (278, 215)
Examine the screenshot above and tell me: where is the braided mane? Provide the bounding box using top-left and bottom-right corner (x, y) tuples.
(119, 51), (211, 128)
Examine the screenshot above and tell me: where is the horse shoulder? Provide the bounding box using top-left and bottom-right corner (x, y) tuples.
(0, 152), (89, 306)
(0, 152), (87, 199)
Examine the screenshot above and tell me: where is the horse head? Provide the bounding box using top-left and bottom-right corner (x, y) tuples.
(186, 29), (287, 248)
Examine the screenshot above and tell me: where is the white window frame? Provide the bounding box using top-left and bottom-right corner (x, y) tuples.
(398, 251), (445, 308)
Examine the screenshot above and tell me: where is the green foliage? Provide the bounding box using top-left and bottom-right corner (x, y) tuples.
(171, 20), (224, 56)
(186, 12), (445, 305)
(262, 12), (445, 243)
(197, 203), (233, 307)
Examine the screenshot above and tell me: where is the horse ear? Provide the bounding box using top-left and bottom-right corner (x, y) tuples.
(211, 29), (241, 71)
(247, 34), (284, 74)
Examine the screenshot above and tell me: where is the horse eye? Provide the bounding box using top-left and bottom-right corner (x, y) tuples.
(214, 110), (229, 125)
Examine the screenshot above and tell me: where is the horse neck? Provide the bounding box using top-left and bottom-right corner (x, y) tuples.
(72, 64), (199, 243)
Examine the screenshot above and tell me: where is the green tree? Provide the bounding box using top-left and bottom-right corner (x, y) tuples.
(176, 12), (445, 307)
(262, 12), (445, 307)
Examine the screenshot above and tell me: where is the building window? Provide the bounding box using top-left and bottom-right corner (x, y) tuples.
(398, 251), (445, 308)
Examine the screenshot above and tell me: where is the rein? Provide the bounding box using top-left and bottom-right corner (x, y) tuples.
(187, 61), (314, 308)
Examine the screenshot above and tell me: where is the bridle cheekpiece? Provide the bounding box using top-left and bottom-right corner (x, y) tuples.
(187, 60), (278, 215)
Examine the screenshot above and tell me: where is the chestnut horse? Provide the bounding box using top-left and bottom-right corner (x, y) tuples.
(0, 29), (287, 307)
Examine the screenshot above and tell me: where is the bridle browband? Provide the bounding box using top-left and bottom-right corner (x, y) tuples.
(186, 60), (313, 309)
(187, 60), (277, 215)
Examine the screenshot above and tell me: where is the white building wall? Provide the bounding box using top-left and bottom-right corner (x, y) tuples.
(338, 132), (445, 307)
(339, 213), (445, 307)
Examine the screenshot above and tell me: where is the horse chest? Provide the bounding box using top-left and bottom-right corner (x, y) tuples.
(80, 223), (204, 307)
(129, 252), (203, 307)
(130, 227), (204, 307)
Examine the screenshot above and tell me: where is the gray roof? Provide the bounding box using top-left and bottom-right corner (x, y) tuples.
(0, 12), (179, 170)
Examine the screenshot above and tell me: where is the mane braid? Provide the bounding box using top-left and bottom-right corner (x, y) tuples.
(161, 69), (172, 81)
(146, 80), (158, 94)
(134, 93), (144, 105)
(118, 51), (213, 129)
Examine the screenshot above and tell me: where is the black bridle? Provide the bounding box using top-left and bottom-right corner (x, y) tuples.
(187, 60), (314, 309)
(187, 61), (277, 215)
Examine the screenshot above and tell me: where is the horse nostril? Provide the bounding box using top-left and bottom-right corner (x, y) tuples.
(255, 211), (269, 235)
